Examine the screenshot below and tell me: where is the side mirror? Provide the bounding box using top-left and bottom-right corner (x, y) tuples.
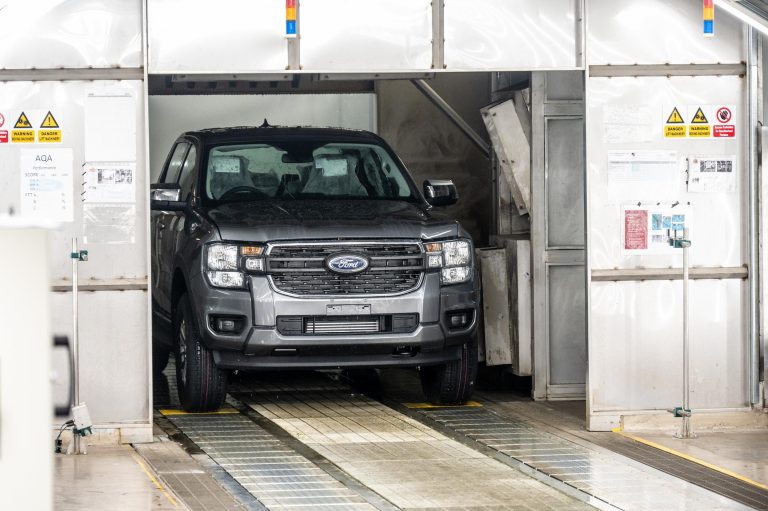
(423, 179), (458, 206)
(150, 183), (186, 211)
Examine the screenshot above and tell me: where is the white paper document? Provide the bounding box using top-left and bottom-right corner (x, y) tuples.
(84, 91), (137, 162)
(687, 155), (737, 193)
(607, 150), (678, 183)
(19, 148), (74, 222)
(603, 105), (655, 144)
(83, 162), (136, 203)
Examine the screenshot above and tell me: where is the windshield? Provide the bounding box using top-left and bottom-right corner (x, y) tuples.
(203, 140), (416, 203)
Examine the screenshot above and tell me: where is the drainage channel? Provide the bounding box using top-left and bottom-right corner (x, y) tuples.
(395, 405), (755, 511)
(230, 374), (594, 511)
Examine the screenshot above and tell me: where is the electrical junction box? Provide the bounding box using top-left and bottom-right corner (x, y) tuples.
(72, 403), (93, 436)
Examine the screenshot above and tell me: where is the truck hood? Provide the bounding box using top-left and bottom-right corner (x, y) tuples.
(206, 200), (460, 242)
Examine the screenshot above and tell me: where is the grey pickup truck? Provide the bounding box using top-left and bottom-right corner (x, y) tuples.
(150, 126), (479, 411)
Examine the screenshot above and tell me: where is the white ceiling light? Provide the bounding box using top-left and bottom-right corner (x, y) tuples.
(714, 0), (768, 36)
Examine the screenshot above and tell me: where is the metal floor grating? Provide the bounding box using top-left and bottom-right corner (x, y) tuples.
(164, 411), (376, 511)
(411, 407), (753, 511)
(236, 385), (593, 511)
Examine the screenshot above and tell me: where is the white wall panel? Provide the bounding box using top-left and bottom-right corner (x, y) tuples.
(0, 0), (141, 69)
(445, 0), (577, 70)
(51, 291), (149, 424)
(586, 74), (748, 426)
(587, 0), (743, 65)
(300, 0), (432, 71)
(148, 0), (287, 73)
(0, 81), (149, 427)
(148, 93), (376, 181)
(590, 279), (747, 411)
(0, 81), (148, 280)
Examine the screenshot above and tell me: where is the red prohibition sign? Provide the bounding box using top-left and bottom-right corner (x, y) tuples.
(716, 107), (732, 123)
(0, 113), (4, 127)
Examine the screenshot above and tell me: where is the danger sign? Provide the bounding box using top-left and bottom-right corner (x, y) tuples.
(38, 110), (61, 143)
(664, 107), (686, 138)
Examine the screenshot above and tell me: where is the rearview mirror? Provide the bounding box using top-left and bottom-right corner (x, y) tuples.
(150, 183), (186, 211)
(423, 179), (458, 206)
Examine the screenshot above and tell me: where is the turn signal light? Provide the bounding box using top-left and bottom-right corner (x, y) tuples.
(241, 246), (264, 256)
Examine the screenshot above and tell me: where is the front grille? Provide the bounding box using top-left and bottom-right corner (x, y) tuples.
(308, 318), (380, 334)
(277, 314), (419, 336)
(267, 242), (424, 296)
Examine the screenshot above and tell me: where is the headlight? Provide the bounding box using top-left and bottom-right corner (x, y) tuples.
(207, 244), (239, 270)
(441, 266), (471, 284)
(205, 243), (264, 288)
(424, 239), (473, 285)
(442, 241), (470, 266)
(206, 271), (245, 288)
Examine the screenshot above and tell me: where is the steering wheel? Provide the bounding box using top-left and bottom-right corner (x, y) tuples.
(218, 185), (268, 201)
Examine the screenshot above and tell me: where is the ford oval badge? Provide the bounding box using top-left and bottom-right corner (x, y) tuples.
(326, 254), (369, 274)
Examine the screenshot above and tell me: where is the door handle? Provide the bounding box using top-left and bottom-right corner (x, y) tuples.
(53, 335), (74, 417)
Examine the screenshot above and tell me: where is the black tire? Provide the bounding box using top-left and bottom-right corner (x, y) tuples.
(174, 294), (228, 411)
(420, 337), (478, 405)
(152, 344), (170, 374)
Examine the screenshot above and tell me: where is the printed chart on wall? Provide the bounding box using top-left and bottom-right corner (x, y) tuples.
(607, 150), (680, 199)
(663, 104), (736, 139)
(622, 203), (692, 254)
(19, 148), (74, 222)
(687, 155), (736, 193)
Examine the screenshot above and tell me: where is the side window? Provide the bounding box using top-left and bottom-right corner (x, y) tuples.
(178, 145), (197, 201)
(162, 142), (189, 184)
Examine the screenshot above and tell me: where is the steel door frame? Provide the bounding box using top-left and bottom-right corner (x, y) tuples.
(531, 72), (586, 400)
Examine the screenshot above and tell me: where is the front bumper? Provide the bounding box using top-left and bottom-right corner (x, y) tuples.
(189, 271), (478, 370)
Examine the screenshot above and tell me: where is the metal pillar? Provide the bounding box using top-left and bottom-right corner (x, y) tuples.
(748, 26), (761, 405)
(71, 238), (82, 454)
(677, 232), (694, 439)
(287, 1), (301, 70)
(431, 0), (445, 69)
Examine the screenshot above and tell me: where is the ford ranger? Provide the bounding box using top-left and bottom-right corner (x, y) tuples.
(150, 126), (478, 411)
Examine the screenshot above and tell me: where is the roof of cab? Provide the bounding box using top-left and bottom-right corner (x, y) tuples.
(182, 125), (383, 145)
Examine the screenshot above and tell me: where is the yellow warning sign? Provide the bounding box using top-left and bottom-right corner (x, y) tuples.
(14, 112), (32, 129)
(664, 107), (686, 138)
(689, 125), (711, 137)
(691, 108), (708, 124)
(665, 125), (686, 138)
(38, 129), (62, 143)
(40, 111), (59, 128)
(11, 130), (34, 143)
(666, 107), (685, 124)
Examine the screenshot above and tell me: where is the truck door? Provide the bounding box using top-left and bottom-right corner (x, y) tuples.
(152, 141), (190, 313)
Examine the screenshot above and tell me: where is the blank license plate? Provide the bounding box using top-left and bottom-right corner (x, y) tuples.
(326, 304), (371, 316)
